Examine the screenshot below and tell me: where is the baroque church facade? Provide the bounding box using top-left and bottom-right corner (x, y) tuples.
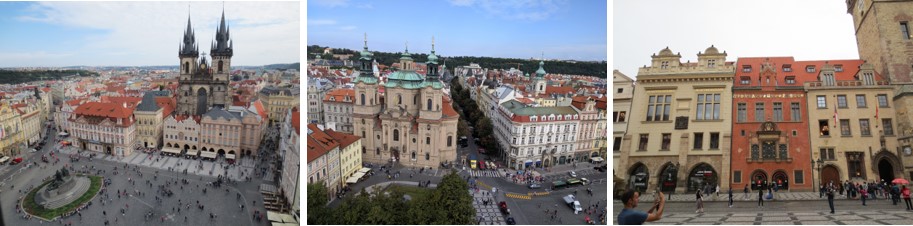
(352, 36), (460, 169)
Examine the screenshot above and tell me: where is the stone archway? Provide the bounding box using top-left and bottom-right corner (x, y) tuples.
(687, 163), (717, 192)
(750, 169), (768, 190)
(658, 162), (679, 192)
(771, 170), (789, 190)
(872, 150), (902, 182)
(628, 163), (649, 192)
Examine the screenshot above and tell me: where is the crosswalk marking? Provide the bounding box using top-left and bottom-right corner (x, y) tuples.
(505, 193), (531, 200)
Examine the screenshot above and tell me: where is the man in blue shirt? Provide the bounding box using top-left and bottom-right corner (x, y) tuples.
(617, 190), (665, 225)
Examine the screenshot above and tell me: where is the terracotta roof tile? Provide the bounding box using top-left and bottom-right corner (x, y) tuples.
(325, 129), (359, 149)
(72, 102), (135, 127)
(307, 123), (338, 163)
(323, 88), (355, 103)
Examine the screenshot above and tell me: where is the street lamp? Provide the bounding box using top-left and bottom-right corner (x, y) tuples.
(812, 158), (824, 192)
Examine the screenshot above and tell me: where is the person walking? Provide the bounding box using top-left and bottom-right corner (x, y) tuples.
(695, 190), (704, 213)
(902, 185), (912, 210)
(860, 184), (867, 206)
(728, 187), (733, 208)
(757, 184), (764, 208)
(827, 184), (836, 214)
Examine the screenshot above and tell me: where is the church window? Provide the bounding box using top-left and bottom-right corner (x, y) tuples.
(361, 94), (365, 105)
(425, 153), (430, 160)
(398, 94), (402, 105)
(218, 61), (224, 73)
(393, 129), (399, 141)
(427, 99), (432, 111)
(411, 152), (416, 160)
(902, 22), (910, 40)
(426, 137), (430, 144)
(447, 136), (453, 147)
(183, 62), (189, 74)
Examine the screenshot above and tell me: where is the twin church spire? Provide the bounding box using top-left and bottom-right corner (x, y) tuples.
(179, 8), (233, 59)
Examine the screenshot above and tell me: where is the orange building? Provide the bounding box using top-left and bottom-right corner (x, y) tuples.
(731, 57), (816, 192)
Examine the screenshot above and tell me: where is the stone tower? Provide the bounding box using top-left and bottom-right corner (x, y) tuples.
(176, 10), (233, 116)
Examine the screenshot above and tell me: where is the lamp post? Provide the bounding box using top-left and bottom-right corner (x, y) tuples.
(812, 158), (824, 192)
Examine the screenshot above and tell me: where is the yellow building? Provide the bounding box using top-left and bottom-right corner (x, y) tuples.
(327, 129), (362, 188)
(258, 86), (300, 125)
(805, 61), (902, 184)
(620, 46), (735, 193)
(14, 102), (40, 147)
(0, 102), (25, 156)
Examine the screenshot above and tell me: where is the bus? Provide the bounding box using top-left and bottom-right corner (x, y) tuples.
(567, 178), (583, 187)
(469, 154), (477, 170)
(553, 180), (568, 190)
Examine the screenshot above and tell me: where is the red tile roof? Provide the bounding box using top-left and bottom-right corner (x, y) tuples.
(291, 107), (300, 135)
(734, 57), (880, 87)
(72, 102), (135, 127)
(100, 96), (142, 109)
(307, 123), (338, 163)
(325, 129), (359, 149)
(154, 96), (175, 117)
(174, 114), (202, 124)
(252, 99), (268, 119)
(544, 86), (575, 96)
(323, 88), (355, 103)
(442, 96), (458, 118)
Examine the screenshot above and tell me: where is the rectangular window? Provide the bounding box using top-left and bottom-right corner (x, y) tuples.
(860, 119), (871, 136)
(742, 65), (752, 72)
(884, 119), (894, 136)
(856, 94), (867, 108)
(661, 133), (671, 150)
(783, 65), (792, 72)
(733, 171), (742, 183)
(840, 119), (851, 136)
(806, 66), (816, 73)
(737, 103), (747, 122)
(794, 170), (804, 184)
(755, 102), (765, 122)
(693, 132), (703, 150)
(902, 22), (911, 39)
(785, 76), (796, 84)
(709, 133), (720, 149)
(819, 120), (830, 136)
(638, 134), (648, 151)
(847, 153), (865, 179)
(837, 95), (847, 108)
(790, 102), (801, 122)
(661, 61), (669, 69)
(646, 95), (672, 121)
(741, 78), (750, 85)
(820, 148), (836, 160)
(617, 88), (623, 93)
(877, 94), (889, 107)
(817, 96), (827, 108)
(613, 137), (622, 151)
(773, 102), (783, 121)
(696, 94), (721, 120)
(835, 65), (844, 72)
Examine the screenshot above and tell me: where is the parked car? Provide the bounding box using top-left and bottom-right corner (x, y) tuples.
(569, 171), (577, 178)
(528, 183), (542, 189)
(10, 157), (23, 165)
(499, 201), (510, 215)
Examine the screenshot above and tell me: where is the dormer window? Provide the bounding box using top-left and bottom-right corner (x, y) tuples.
(785, 76), (796, 84)
(740, 76), (751, 85)
(861, 72), (875, 85)
(742, 65), (752, 73)
(835, 65), (844, 72)
(806, 66), (816, 73)
(661, 61), (669, 69)
(782, 64), (792, 72)
(823, 72), (836, 86)
(557, 115), (562, 120)
(708, 59), (716, 68)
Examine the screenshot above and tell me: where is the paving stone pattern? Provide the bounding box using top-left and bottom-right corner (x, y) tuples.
(615, 210), (913, 225)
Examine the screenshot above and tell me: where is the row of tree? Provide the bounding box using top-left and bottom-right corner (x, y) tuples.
(0, 69), (97, 84)
(450, 77), (503, 158)
(307, 45), (607, 77)
(307, 171), (475, 224)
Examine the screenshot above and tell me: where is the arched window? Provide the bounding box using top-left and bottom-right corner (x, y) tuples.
(426, 137), (431, 144)
(360, 93), (365, 105)
(183, 62), (189, 74)
(425, 153), (430, 160)
(447, 136), (453, 147)
(393, 129), (399, 141)
(411, 152), (416, 160)
(398, 94), (402, 105)
(375, 148), (380, 155)
(218, 60), (224, 73)
(427, 99), (432, 111)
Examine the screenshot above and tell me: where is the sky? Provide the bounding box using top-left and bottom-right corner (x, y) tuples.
(0, 1), (299, 67)
(307, 0), (607, 62)
(614, 0), (860, 79)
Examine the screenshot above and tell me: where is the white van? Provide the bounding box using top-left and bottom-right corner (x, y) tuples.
(0, 156), (9, 165)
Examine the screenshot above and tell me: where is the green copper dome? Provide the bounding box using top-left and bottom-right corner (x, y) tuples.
(427, 52), (438, 64)
(535, 60), (546, 77)
(385, 70), (424, 89)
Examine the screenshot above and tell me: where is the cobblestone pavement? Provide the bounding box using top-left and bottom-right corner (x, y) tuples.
(640, 191), (841, 202)
(57, 145), (256, 182)
(614, 196), (913, 225)
(472, 189), (507, 225)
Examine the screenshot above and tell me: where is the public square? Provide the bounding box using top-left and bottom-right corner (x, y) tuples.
(0, 125), (284, 226)
(613, 194), (913, 224)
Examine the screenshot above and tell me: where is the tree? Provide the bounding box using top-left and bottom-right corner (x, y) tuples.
(424, 171), (474, 224)
(307, 183), (331, 224)
(457, 119), (470, 138)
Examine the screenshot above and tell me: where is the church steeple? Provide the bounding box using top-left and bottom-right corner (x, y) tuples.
(535, 52), (547, 78)
(211, 8), (233, 57)
(179, 14), (198, 57)
(355, 33), (379, 85)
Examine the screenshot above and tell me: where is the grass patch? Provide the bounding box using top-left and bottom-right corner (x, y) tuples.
(22, 175), (102, 220)
(386, 185), (432, 201)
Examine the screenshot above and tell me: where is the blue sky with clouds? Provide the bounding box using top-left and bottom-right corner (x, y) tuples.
(0, 1), (299, 67)
(307, 0), (607, 61)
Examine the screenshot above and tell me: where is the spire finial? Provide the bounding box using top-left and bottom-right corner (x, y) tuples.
(432, 36), (435, 51)
(405, 41), (409, 53)
(364, 33), (368, 49)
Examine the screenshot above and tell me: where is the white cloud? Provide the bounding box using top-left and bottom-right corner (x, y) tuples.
(13, 1), (299, 66)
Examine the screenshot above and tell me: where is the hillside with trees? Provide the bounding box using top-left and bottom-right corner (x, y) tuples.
(307, 45), (607, 78)
(0, 69), (98, 84)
